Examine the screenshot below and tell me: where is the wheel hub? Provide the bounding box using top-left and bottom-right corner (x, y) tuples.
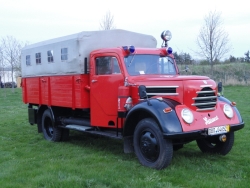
(45, 117), (54, 137)
(140, 131), (159, 162)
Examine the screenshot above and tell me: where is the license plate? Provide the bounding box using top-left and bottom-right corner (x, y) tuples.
(208, 125), (230, 135)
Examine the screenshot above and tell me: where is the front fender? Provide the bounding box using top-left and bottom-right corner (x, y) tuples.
(123, 99), (182, 137)
(217, 96), (243, 123)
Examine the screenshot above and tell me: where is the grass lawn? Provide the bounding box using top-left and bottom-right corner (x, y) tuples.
(0, 87), (249, 188)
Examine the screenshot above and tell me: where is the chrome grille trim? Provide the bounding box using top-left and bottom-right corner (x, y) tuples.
(192, 96), (217, 100)
(192, 102), (217, 106)
(196, 90), (216, 94)
(147, 93), (179, 96)
(146, 86), (179, 88)
(196, 107), (216, 112)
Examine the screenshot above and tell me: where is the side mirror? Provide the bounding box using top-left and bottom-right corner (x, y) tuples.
(138, 85), (147, 99)
(218, 82), (223, 92)
(179, 65), (189, 73)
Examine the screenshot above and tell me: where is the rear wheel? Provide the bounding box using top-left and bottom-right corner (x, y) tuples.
(196, 132), (234, 155)
(42, 109), (62, 141)
(133, 118), (173, 170)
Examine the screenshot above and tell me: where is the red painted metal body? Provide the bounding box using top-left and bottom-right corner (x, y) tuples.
(22, 75), (90, 109)
(175, 103), (240, 132)
(22, 47), (243, 132)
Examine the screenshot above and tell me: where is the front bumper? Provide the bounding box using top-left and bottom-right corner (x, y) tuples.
(163, 121), (244, 139)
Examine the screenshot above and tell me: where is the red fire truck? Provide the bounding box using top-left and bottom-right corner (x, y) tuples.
(21, 29), (244, 169)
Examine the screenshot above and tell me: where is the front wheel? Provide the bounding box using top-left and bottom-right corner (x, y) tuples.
(133, 118), (173, 170)
(196, 132), (234, 155)
(42, 109), (62, 142)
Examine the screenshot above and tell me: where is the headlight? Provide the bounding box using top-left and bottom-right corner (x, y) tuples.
(181, 108), (194, 124)
(124, 97), (133, 111)
(223, 104), (234, 118)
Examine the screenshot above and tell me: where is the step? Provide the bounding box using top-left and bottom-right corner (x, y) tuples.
(62, 124), (122, 139)
(88, 130), (123, 139)
(64, 124), (94, 131)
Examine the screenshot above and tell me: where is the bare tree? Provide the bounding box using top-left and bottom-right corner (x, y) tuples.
(245, 50), (250, 62)
(196, 11), (230, 72)
(99, 11), (116, 30)
(0, 36), (24, 88)
(0, 47), (4, 88)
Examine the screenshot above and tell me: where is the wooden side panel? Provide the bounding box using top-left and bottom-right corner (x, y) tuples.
(22, 75), (90, 109)
(23, 77), (40, 104)
(74, 75), (90, 109)
(50, 76), (73, 108)
(22, 78), (27, 103)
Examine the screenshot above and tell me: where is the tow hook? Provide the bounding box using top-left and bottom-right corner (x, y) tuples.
(219, 134), (227, 142)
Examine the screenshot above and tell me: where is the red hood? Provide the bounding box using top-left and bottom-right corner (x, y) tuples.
(127, 75), (216, 107)
(128, 75), (210, 84)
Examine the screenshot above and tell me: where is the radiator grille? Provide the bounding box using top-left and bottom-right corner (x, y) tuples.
(192, 87), (217, 111)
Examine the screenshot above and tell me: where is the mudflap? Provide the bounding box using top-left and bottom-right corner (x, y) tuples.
(28, 108), (37, 125)
(123, 136), (134, 153)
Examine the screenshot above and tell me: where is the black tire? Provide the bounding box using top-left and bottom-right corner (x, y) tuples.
(133, 118), (173, 170)
(173, 144), (183, 151)
(61, 129), (70, 141)
(196, 132), (234, 155)
(42, 109), (62, 142)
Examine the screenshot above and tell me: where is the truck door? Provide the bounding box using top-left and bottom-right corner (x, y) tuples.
(90, 54), (124, 127)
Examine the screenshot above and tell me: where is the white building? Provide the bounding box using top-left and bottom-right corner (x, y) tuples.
(0, 67), (18, 83)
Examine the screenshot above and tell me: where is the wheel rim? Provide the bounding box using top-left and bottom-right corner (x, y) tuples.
(44, 117), (54, 138)
(139, 130), (160, 162)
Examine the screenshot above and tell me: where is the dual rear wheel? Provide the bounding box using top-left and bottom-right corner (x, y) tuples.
(42, 109), (69, 142)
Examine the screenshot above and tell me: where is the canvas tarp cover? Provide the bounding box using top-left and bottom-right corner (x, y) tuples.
(21, 29), (157, 77)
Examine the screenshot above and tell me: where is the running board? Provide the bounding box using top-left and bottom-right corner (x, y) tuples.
(61, 124), (122, 139)
(88, 130), (122, 139)
(64, 124), (94, 131)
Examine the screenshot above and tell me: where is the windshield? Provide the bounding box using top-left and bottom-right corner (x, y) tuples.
(124, 55), (176, 76)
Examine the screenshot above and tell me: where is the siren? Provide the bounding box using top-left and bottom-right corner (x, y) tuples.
(122, 46), (135, 54)
(161, 47), (173, 56)
(167, 47), (173, 54)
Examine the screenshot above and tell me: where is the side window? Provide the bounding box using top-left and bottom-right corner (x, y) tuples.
(96, 57), (111, 75)
(36, 53), (41, 64)
(47, 50), (54, 63)
(26, 55), (31, 66)
(112, 57), (121, 74)
(61, 48), (68, 61)
(95, 56), (121, 75)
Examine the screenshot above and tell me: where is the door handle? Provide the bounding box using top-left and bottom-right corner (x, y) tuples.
(76, 78), (81, 83)
(92, 80), (97, 83)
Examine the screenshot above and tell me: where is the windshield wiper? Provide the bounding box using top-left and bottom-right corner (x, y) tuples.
(128, 51), (137, 67)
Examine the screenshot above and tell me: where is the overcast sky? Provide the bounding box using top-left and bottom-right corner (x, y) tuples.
(1, 0), (249, 59)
